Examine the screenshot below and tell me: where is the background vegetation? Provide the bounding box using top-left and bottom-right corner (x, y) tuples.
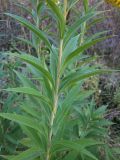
(0, 0), (120, 160)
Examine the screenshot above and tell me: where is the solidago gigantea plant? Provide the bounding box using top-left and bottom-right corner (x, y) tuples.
(0, 0), (114, 160)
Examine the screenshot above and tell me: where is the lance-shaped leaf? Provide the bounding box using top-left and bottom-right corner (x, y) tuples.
(0, 155), (14, 160)
(68, 0), (79, 12)
(0, 113), (40, 131)
(14, 70), (37, 89)
(64, 11), (95, 47)
(85, 30), (110, 43)
(63, 34), (79, 61)
(21, 103), (40, 120)
(50, 46), (58, 81)
(61, 151), (78, 160)
(12, 2), (34, 18)
(5, 13), (52, 50)
(21, 126), (47, 150)
(52, 139), (102, 159)
(61, 36), (109, 72)
(60, 70), (111, 91)
(87, 17), (106, 30)
(1, 147), (40, 160)
(4, 87), (51, 106)
(16, 37), (36, 50)
(81, 149), (99, 160)
(46, 0), (65, 38)
(37, 1), (44, 15)
(14, 53), (54, 87)
(83, 0), (89, 13)
(54, 89), (94, 138)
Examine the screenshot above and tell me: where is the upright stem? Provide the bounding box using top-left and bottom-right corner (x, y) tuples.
(64, 0), (68, 21)
(46, 39), (63, 160)
(46, 1), (67, 159)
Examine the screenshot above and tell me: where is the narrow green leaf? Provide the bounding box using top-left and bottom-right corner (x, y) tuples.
(5, 13), (52, 49)
(52, 139), (102, 153)
(0, 155), (15, 160)
(12, 2), (33, 18)
(85, 30), (110, 43)
(21, 126), (47, 150)
(0, 113), (40, 131)
(4, 87), (51, 106)
(82, 149), (99, 160)
(9, 147), (40, 160)
(68, 0), (79, 11)
(87, 17), (106, 30)
(14, 70), (37, 89)
(14, 53), (54, 87)
(64, 11), (95, 47)
(16, 37), (36, 50)
(21, 103), (40, 119)
(62, 151), (78, 160)
(37, 2), (44, 15)
(60, 70), (110, 90)
(50, 46), (58, 81)
(63, 34), (79, 61)
(46, 0), (65, 38)
(62, 36), (108, 71)
(83, 0), (89, 13)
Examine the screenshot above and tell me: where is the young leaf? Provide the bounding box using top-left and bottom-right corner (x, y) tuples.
(4, 87), (51, 106)
(60, 69), (110, 90)
(62, 36), (108, 71)
(5, 13), (52, 50)
(46, 0), (65, 38)
(13, 53), (54, 87)
(16, 37), (36, 50)
(14, 70), (37, 89)
(64, 11), (95, 47)
(6, 147), (40, 160)
(0, 113), (40, 131)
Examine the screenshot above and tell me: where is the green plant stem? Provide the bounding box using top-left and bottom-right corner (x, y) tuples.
(64, 0), (68, 21)
(46, 39), (63, 160)
(46, 1), (67, 159)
